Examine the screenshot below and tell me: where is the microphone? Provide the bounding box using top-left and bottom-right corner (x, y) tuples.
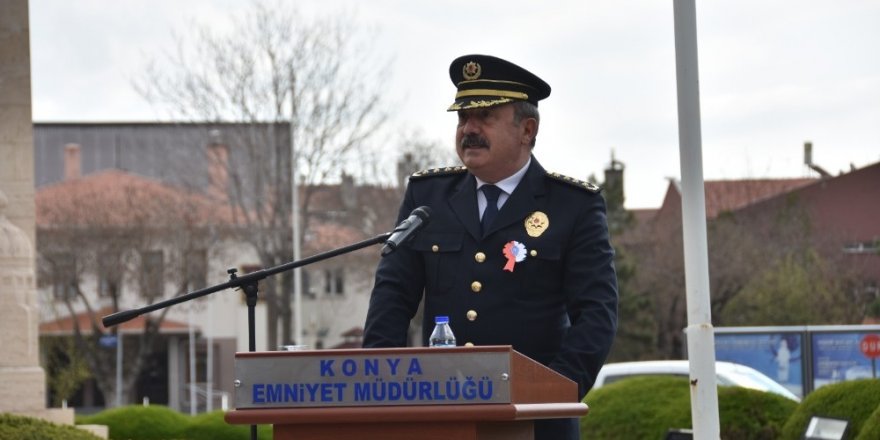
(381, 206), (432, 256)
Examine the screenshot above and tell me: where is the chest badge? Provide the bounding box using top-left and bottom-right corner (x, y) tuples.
(525, 211), (549, 237)
(502, 241), (527, 272)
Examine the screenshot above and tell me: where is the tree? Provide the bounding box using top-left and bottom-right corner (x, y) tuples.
(720, 250), (848, 325)
(597, 158), (659, 361)
(716, 196), (870, 326)
(41, 336), (91, 407)
(37, 172), (227, 405)
(133, 2), (388, 348)
(388, 129), (460, 192)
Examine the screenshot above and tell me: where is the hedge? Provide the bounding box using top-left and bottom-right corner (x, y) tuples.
(0, 412), (101, 440)
(580, 376), (797, 439)
(780, 379), (880, 440)
(76, 405), (188, 440)
(75, 406), (273, 440)
(858, 403), (880, 440)
(180, 410), (272, 440)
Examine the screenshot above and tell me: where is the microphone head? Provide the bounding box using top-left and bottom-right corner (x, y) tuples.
(412, 206), (432, 221)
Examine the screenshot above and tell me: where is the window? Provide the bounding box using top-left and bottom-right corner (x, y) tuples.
(324, 268), (345, 295)
(185, 249), (208, 290)
(843, 240), (880, 254)
(303, 271), (316, 299)
(140, 250), (164, 299)
(98, 253), (121, 298)
(51, 253), (77, 301)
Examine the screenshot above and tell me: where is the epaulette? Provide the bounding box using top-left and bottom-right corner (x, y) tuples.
(547, 171), (602, 193)
(410, 166), (468, 179)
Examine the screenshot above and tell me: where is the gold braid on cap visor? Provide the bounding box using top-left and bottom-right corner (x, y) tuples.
(454, 89), (529, 100)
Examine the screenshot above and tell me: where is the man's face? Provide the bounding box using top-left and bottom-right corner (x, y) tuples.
(455, 104), (535, 183)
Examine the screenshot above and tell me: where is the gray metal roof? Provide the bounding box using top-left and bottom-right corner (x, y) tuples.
(34, 122), (289, 189)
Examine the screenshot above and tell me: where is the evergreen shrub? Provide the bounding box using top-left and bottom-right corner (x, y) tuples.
(76, 405), (187, 440)
(0, 412), (101, 440)
(180, 410), (272, 440)
(580, 376), (797, 440)
(857, 403), (880, 440)
(780, 379), (880, 440)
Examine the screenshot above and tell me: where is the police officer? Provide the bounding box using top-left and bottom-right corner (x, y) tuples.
(363, 54), (618, 440)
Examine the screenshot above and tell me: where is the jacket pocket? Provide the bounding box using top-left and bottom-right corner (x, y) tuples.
(409, 232), (464, 295)
(517, 241), (564, 299)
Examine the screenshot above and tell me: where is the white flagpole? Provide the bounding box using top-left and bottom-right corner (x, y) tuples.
(206, 301), (213, 411)
(672, 0), (720, 438)
(290, 75), (303, 347)
(115, 328), (123, 407)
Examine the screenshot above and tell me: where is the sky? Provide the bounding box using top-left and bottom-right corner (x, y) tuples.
(29, 0), (880, 209)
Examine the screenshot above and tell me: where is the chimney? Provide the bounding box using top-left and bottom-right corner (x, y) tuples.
(804, 141), (832, 179)
(340, 173), (357, 209)
(396, 153), (417, 190)
(603, 150), (625, 208)
(64, 143), (81, 180)
(803, 141), (813, 166)
(207, 142), (229, 201)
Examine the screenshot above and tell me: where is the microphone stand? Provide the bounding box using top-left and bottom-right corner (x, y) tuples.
(102, 231), (392, 440)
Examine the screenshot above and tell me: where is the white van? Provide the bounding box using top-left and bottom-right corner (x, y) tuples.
(594, 360), (800, 401)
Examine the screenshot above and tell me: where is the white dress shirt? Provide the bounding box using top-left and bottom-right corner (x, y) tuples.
(475, 157), (531, 220)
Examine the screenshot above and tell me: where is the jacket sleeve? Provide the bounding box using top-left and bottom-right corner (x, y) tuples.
(547, 193), (619, 397)
(362, 186), (426, 348)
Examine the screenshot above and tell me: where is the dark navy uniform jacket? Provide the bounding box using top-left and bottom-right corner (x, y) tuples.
(363, 157), (618, 438)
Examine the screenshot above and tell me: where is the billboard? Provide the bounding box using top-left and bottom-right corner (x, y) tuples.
(811, 331), (879, 391)
(715, 331), (805, 398)
(715, 325), (880, 397)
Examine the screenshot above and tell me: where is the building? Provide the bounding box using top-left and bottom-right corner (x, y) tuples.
(34, 122), (404, 411)
(612, 154), (880, 359)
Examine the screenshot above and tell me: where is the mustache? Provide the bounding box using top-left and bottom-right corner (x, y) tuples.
(460, 134), (490, 149)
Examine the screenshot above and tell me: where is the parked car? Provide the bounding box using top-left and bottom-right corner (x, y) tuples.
(594, 360), (800, 401)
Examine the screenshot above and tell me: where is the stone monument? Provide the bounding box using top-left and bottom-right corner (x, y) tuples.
(0, 0), (68, 421)
(0, 190), (46, 413)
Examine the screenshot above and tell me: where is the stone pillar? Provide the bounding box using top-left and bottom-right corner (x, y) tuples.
(0, 191), (45, 412)
(0, 0), (52, 416)
(0, 0), (36, 244)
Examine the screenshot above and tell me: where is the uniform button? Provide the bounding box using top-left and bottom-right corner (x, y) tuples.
(432, 245), (439, 252)
(475, 252), (486, 263)
(466, 310), (477, 321)
(470, 281), (482, 293)
(530, 250), (537, 257)
(464, 342), (474, 347)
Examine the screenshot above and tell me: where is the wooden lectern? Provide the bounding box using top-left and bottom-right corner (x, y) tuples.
(225, 346), (588, 440)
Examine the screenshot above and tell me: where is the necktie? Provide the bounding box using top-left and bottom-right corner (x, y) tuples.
(481, 184), (502, 235)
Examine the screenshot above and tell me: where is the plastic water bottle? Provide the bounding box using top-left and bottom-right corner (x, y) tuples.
(429, 315), (456, 347)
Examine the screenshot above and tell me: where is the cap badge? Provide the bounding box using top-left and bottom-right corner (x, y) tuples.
(462, 61), (482, 80)
(525, 211), (549, 237)
(502, 241), (527, 272)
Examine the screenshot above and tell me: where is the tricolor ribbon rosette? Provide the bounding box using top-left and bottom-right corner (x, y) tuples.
(502, 241), (527, 272)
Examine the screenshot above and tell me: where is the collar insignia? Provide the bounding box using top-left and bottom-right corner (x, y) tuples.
(547, 171), (602, 194)
(410, 166), (467, 179)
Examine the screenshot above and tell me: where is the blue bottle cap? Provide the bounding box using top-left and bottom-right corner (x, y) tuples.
(435, 315), (449, 324)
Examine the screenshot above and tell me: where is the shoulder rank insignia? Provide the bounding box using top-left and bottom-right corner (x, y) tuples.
(547, 171), (602, 193)
(410, 166), (467, 179)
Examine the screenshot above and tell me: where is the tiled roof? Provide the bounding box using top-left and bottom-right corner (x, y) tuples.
(340, 326), (364, 338)
(304, 223), (368, 253)
(331, 326), (364, 349)
(619, 177), (818, 242)
(36, 170), (234, 228)
(40, 306), (190, 335)
(701, 178), (816, 219)
(629, 208), (658, 224)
